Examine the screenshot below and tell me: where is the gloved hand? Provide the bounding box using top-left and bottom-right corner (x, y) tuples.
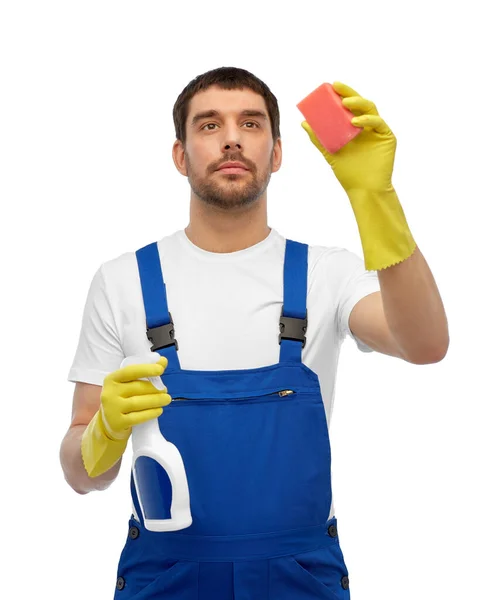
(301, 81), (416, 271)
(81, 356), (172, 478)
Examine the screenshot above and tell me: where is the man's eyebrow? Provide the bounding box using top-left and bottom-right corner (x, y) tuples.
(191, 109), (268, 127)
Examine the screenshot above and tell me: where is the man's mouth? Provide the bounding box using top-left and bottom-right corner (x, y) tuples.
(218, 167), (249, 174)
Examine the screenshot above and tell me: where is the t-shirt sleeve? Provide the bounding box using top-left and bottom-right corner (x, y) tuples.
(67, 264), (125, 385)
(335, 248), (381, 353)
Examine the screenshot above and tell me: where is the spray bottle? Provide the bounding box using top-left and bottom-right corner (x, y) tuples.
(120, 353), (192, 532)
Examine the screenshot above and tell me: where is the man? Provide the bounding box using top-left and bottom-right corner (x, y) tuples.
(60, 66), (449, 599)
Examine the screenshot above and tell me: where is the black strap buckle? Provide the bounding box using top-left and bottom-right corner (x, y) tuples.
(146, 312), (179, 352)
(278, 307), (307, 348)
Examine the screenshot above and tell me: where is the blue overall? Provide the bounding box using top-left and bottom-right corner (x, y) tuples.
(114, 238), (351, 599)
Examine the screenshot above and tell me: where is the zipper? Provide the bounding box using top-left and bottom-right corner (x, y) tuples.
(171, 389), (296, 401)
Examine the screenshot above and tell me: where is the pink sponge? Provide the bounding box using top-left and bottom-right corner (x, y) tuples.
(297, 83), (362, 154)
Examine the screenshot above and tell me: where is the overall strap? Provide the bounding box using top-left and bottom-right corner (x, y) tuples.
(135, 242), (181, 370)
(279, 239), (309, 364)
(135, 237), (308, 369)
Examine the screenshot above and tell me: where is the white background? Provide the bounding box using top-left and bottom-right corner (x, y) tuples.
(1, 1), (487, 598)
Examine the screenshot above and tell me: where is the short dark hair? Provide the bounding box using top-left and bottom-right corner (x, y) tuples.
(173, 66), (281, 147)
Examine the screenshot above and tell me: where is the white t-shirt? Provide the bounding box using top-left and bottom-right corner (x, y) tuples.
(67, 227), (381, 520)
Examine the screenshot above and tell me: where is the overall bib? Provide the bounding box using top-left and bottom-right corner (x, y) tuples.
(114, 238), (351, 599)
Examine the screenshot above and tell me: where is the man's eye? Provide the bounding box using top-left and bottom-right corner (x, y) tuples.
(202, 122), (259, 130)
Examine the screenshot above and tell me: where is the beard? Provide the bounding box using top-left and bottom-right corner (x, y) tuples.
(185, 152), (274, 210)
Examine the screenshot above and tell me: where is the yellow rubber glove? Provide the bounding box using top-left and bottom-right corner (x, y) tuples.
(81, 356), (172, 478)
(301, 81), (417, 271)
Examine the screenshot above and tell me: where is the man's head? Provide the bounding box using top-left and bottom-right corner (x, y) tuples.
(172, 66), (282, 211)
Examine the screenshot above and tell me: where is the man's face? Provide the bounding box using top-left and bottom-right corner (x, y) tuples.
(173, 86), (282, 211)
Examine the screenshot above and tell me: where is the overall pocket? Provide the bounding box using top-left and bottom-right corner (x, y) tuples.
(114, 521), (198, 599)
(157, 390), (332, 535)
(115, 558), (197, 599)
(270, 542), (350, 599)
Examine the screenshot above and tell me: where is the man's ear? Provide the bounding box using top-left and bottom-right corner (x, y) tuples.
(172, 139), (187, 176)
(272, 137), (282, 173)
